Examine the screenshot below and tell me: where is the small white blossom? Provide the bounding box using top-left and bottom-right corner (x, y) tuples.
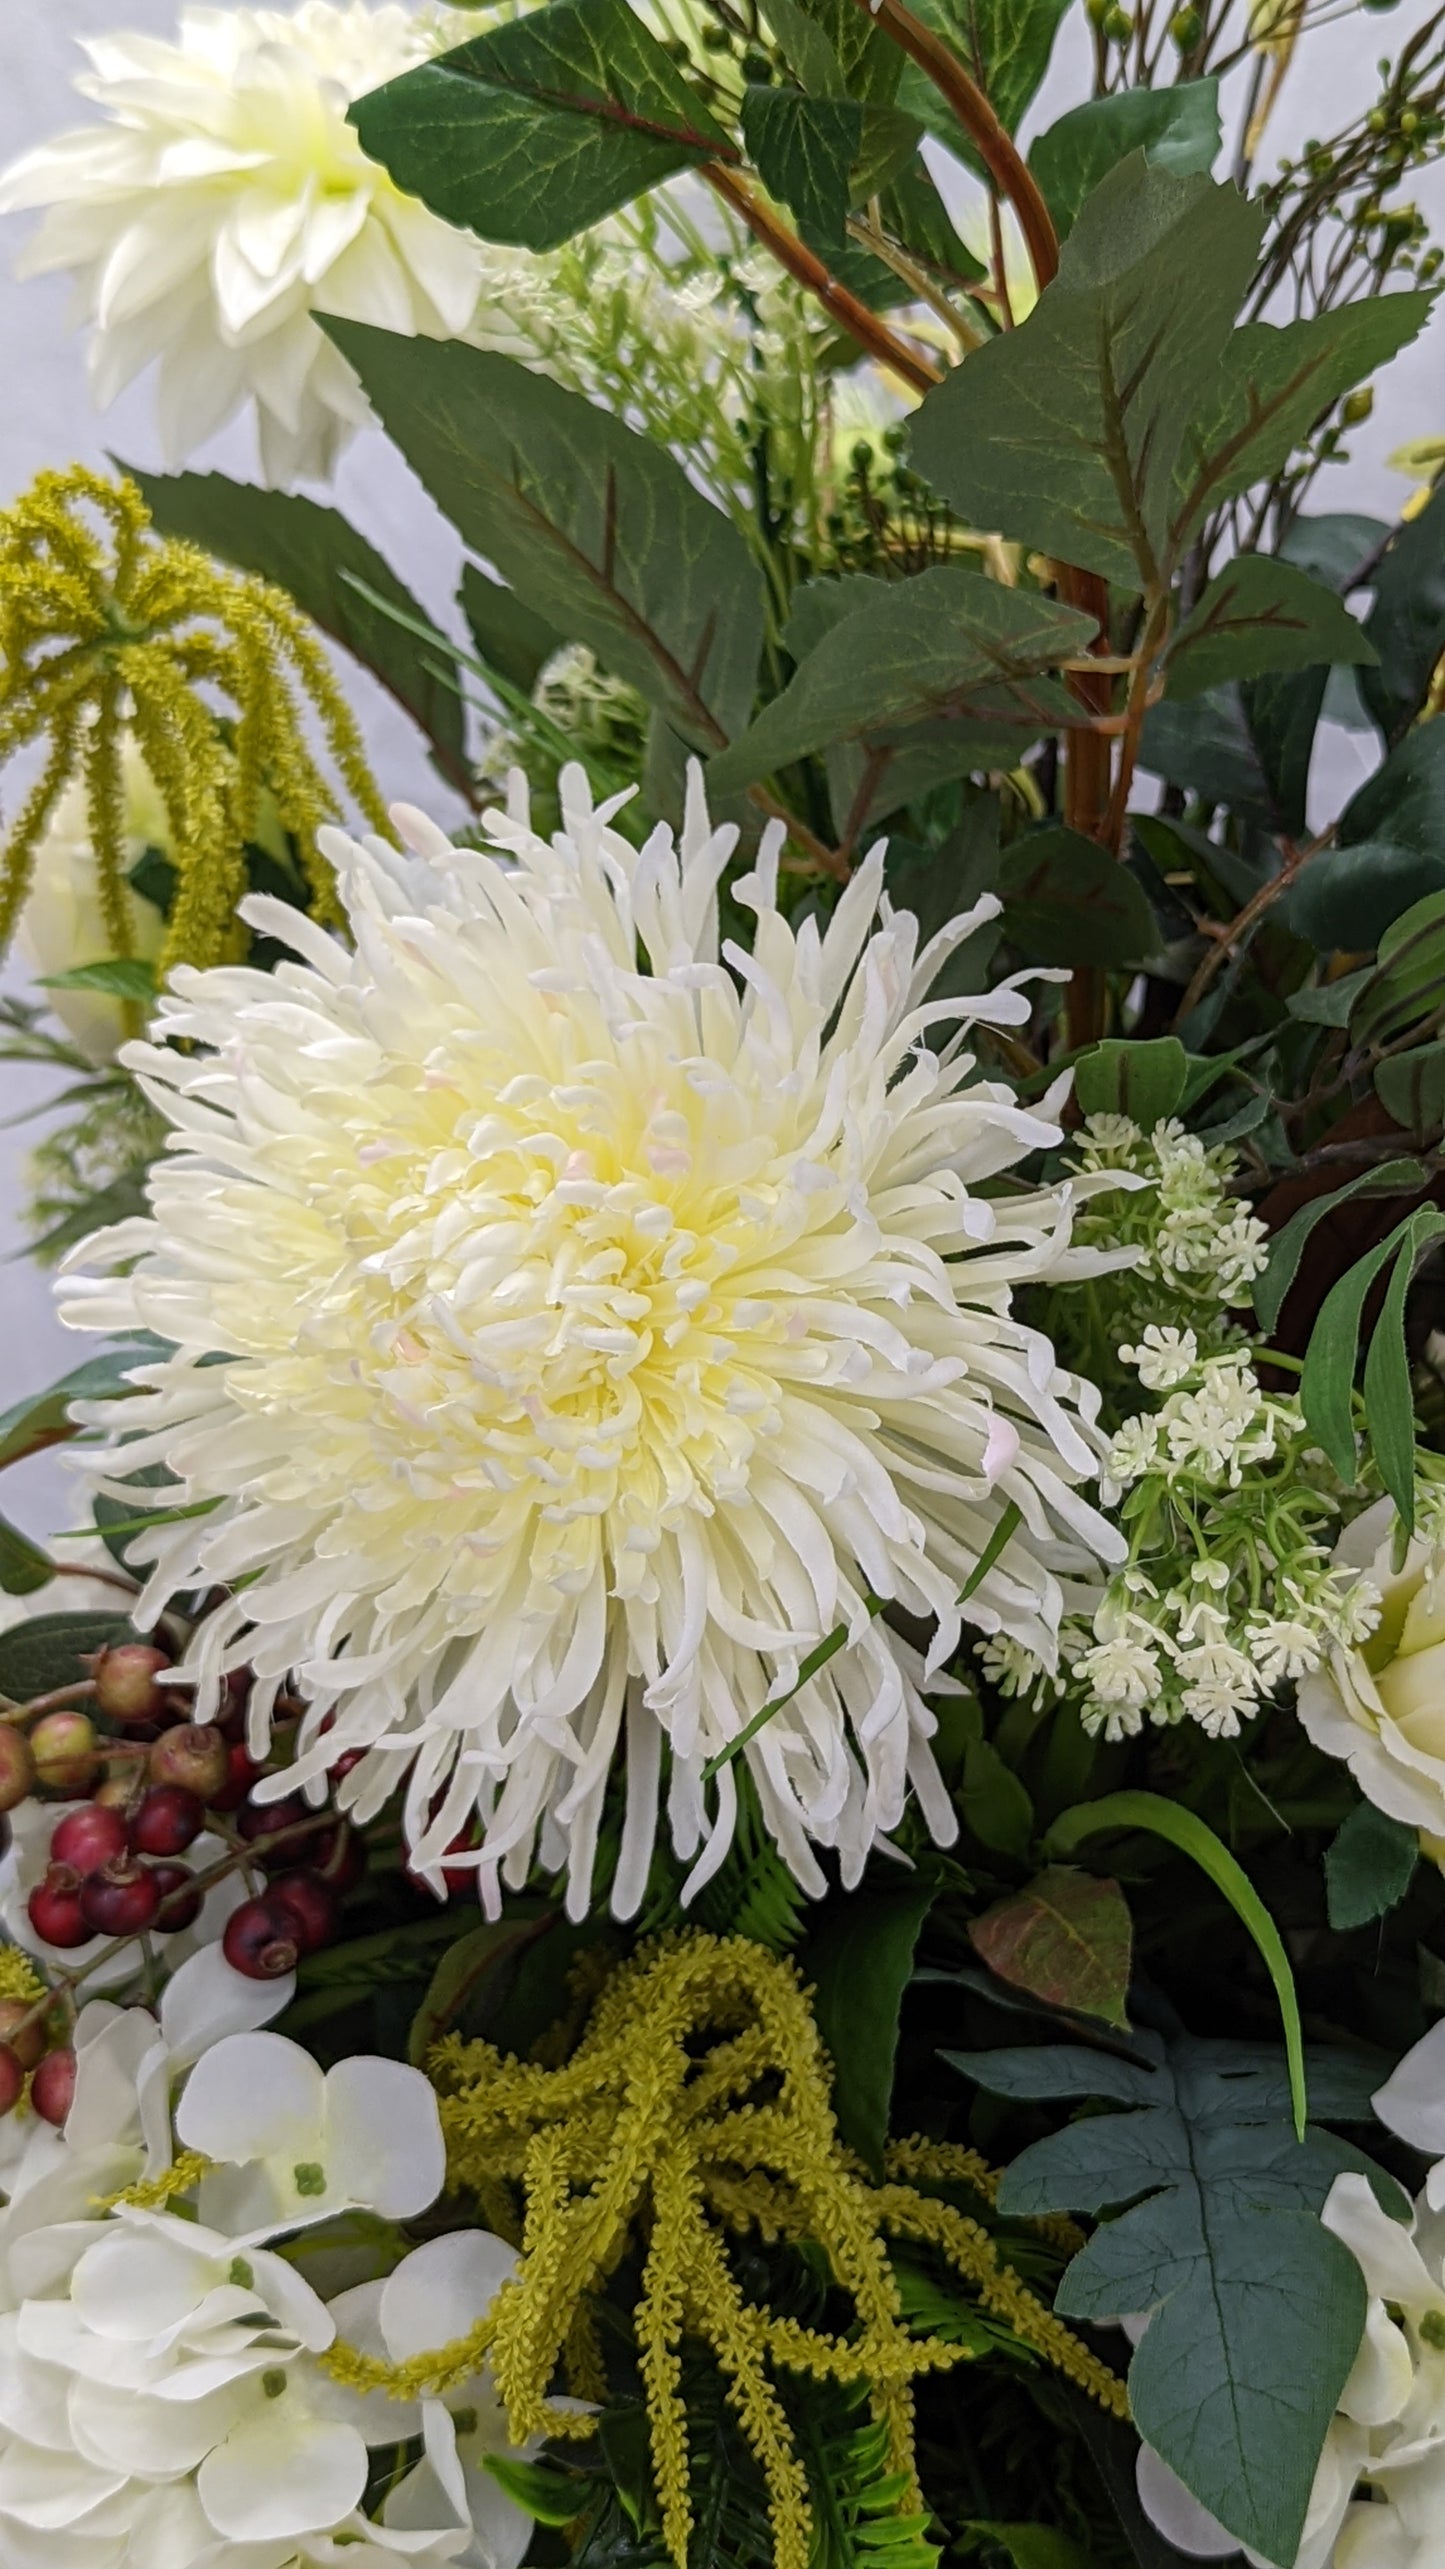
(1119, 1326), (1198, 1390)
(1175, 1639), (1260, 1738)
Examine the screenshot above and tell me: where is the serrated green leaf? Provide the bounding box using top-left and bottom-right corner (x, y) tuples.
(959, 2017), (1386, 2563)
(1028, 79), (1220, 237)
(1166, 557), (1376, 701)
(898, 0), (1069, 152)
(740, 85), (862, 253)
(128, 467), (470, 794)
(39, 957), (156, 1001)
(324, 324), (765, 751)
(1253, 1159), (1426, 1335)
(803, 1877), (939, 2169)
(911, 162), (1261, 590)
(0, 1515), (53, 1596)
(968, 1868), (1132, 2029)
(708, 566), (1093, 792)
(1072, 1035), (1188, 1126)
(1363, 489), (1445, 745)
(349, 0), (732, 250)
(1175, 295), (1435, 538)
(1325, 1801), (1419, 1931)
(763, 0), (849, 94)
(998, 826), (1155, 967)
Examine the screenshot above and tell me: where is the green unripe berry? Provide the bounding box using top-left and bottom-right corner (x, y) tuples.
(1169, 6), (1202, 45)
(1340, 386), (1374, 425)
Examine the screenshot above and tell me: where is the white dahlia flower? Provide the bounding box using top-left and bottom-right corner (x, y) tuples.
(0, 3), (523, 485)
(62, 767), (1124, 1916)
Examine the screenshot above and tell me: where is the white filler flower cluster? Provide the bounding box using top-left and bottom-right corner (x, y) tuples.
(0, 1944), (525, 2567)
(0, 2), (522, 484)
(63, 769), (1122, 1917)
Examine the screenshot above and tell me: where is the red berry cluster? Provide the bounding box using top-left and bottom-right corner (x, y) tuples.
(4, 1646), (369, 2117)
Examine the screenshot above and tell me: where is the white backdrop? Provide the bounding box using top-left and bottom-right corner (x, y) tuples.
(1, 0), (1441, 1538)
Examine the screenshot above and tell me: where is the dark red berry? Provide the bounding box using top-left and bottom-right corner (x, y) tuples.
(208, 1741), (262, 1812)
(79, 1858), (161, 1939)
(0, 1729), (35, 1813)
(0, 2047), (24, 2117)
(267, 1870), (336, 1955)
(0, 2000), (44, 2073)
(328, 1747), (365, 1787)
(31, 2048), (76, 2128)
(238, 1792), (309, 1861)
(318, 1821), (367, 1895)
(148, 1725), (229, 1801)
(92, 1643), (172, 1726)
(31, 1713), (98, 1795)
(50, 1803), (129, 1876)
(28, 1863), (89, 1948)
(222, 1897), (299, 1981)
(149, 1861), (202, 1932)
(131, 1786), (203, 1858)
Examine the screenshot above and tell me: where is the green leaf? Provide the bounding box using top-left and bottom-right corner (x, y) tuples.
(1375, 1044), (1445, 1138)
(407, 1908), (557, 2066)
(998, 826), (1155, 967)
(1072, 1035), (1188, 1126)
(952, 2019), (1388, 2563)
(0, 1514), (53, 1596)
(1350, 888), (1445, 1048)
(39, 957), (156, 1001)
(1363, 489), (1445, 744)
(1252, 1158), (1427, 1334)
(1325, 1800), (1419, 1931)
(1028, 80), (1220, 237)
(1139, 686), (1278, 831)
(763, 0), (850, 94)
(959, 1729), (1035, 1859)
(1042, 1791), (1307, 2137)
(1362, 1209), (1443, 1534)
(965, 2526), (1095, 2569)
(1297, 1208), (1445, 1519)
(910, 162), (1261, 589)
(349, 0), (732, 250)
(1336, 715), (1445, 881)
(128, 467), (471, 794)
(1285, 839), (1445, 954)
(708, 566), (1094, 792)
(1165, 557), (1376, 701)
(324, 324), (765, 750)
(0, 1347), (153, 1474)
(460, 562), (558, 697)
(968, 1867), (1132, 2029)
(0, 1610), (144, 1708)
(740, 86), (862, 253)
(484, 2454), (589, 2526)
(915, 0), (1071, 142)
(1176, 295), (1435, 536)
(802, 1877), (939, 2170)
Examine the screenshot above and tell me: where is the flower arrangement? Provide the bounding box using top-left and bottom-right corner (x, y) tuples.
(0, 0), (1443, 2565)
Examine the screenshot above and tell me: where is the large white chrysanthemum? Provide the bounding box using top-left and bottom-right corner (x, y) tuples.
(63, 767), (1123, 1916)
(0, 2), (531, 485)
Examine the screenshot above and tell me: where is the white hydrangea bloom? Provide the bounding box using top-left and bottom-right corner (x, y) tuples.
(0, 2007), (454, 2565)
(62, 767), (1124, 1917)
(0, 2), (529, 484)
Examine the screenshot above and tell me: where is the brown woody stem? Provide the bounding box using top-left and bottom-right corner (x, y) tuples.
(850, 0), (1060, 288)
(704, 165), (941, 395)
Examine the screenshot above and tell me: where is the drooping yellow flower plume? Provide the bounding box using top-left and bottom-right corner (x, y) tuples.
(0, 466), (388, 975)
(323, 1933), (1126, 2569)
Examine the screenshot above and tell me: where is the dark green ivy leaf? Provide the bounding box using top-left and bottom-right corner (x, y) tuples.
(998, 826), (1155, 967)
(896, 0), (1070, 156)
(323, 324), (766, 750)
(1325, 1802), (1419, 1932)
(349, 0), (732, 250)
(1362, 489), (1445, 745)
(949, 2025), (1391, 2564)
(1165, 556), (1376, 701)
(1028, 80), (1220, 237)
(740, 86), (862, 253)
(708, 565), (1093, 791)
